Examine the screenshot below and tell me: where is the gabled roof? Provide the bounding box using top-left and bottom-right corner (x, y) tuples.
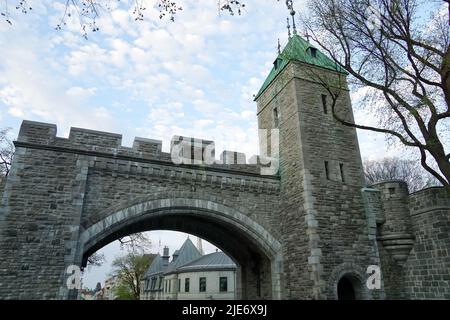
(176, 252), (236, 272)
(254, 34), (348, 100)
(164, 238), (201, 274)
(144, 254), (164, 279)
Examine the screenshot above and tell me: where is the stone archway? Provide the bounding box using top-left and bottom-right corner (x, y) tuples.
(327, 263), (372, 300)
(69, 197), (283, 300)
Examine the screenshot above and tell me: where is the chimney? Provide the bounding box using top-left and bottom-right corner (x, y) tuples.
(162, 246), (170, 267)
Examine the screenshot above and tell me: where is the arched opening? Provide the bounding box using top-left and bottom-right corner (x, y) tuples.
(70, 198), (282, 300)
(81, 231), (236, 300)
(337, 277), (355, 300)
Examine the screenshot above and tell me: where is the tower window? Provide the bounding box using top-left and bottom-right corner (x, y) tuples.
(325, 161), (330, 180)
(273, 107), (280, 128)
(389, 187), (396, 195)
(185, 278), (190, 292)
(340, 163), (345, 183)
(322, 94), (328, 114)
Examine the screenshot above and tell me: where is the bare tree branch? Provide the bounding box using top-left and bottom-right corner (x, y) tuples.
(305, 0), (450, 193)
(364, 157), (441, 192)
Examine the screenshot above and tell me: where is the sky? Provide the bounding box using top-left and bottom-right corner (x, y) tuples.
(0, 0), (434, 289)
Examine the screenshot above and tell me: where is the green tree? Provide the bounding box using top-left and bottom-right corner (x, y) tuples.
(114, 281), (136, 300)
(111, 252), (154, 300)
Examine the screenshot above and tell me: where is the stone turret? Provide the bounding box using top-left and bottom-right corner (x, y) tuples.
(372, 181), (414, 265)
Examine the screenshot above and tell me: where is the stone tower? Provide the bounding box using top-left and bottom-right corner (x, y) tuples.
(255, 34), (384, 299)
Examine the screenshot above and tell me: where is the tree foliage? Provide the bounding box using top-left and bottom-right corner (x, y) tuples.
(1, 0), (249, 38)
(304, 0), (450, 193)
(85, 232), (151, 269)
(118, 232), (152, 254)
(111, 252), (154, 300)
(113, 281), (135, 300)
(86, 252), (105, 267)
(364, 157), (440, 192)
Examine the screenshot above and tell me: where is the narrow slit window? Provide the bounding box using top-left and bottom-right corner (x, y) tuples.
(273, 107), (279, 128)
(322, 94), (328, 114)
(340, 163), (345, 182)
(325, 161), (330, 180)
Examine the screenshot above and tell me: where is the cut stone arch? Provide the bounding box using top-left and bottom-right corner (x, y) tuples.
(73, 197), (283, 300)
(327, 263), (372, 300)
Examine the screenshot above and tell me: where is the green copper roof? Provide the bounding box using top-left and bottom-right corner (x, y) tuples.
(254, 34), (347, 100)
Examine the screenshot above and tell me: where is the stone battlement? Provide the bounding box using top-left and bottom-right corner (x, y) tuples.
(409, 186), (450, 216)
(15, 120), (275, 176)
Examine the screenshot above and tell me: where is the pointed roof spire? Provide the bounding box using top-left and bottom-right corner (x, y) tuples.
(286, 0), (297, 35)
(286, 17), (291, 38)
(255, 35), (348, 101)
(277, 38), (281, 54)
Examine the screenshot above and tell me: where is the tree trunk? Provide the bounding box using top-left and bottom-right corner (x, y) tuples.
(427, 141), (450, 195)
(441, 45), (450, 109)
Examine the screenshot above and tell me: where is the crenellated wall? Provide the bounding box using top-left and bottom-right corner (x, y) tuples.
(371, 183), (450, 299)
(403, 187), (450, 299)
(0, 120), (282, 300)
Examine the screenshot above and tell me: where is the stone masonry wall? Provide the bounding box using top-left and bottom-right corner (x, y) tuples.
(403, 187), (450, 299)
(0, 120), (282, 299)
(0, 177), (5, 197)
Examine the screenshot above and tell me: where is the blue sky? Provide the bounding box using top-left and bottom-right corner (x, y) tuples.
(0, 0), (414, 289)
(0, 0), (394, 158)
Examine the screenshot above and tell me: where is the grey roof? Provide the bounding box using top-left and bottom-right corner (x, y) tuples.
(165, 238), (201, 274)
(176, 252), (236, 272)
(144, 254), (164, 279)
(142, 239), (235, 281)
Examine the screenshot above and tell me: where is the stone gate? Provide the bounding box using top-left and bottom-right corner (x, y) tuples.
(1, 33), (449, 300)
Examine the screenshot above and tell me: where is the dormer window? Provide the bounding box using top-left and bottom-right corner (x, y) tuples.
(309, 47), (318, 58)
(273, 57), (283, 70)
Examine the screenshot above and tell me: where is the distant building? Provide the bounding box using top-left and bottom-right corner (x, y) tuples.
(103, 275), (119, 300)
(141, 238), (236, 300)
